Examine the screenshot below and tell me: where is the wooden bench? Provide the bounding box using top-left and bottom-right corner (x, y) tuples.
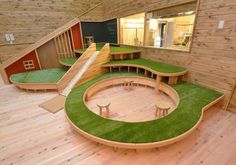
(103, 64), (187, 85)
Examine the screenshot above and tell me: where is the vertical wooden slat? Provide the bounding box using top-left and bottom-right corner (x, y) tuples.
(34, 49), (42, 69)
(66, 30), (73, 57)
(79, 23), (84, 48)
(63, 32), (69, 57)
(61, 32), (67, 58)
(58, 35), (64, 58)
(70, 28), (75, 52)
(54, 37), (60, 59)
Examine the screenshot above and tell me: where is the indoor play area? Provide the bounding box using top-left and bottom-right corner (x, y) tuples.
(0, 0), (236, 164)
(8, 43), (224, 148)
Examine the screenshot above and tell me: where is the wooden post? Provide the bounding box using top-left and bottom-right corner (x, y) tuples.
(120, 54), (123, 60)
(131, 53), (134, 59)
(155, 76), (162, 93)
(168, 76), (178, 85)
(151, 73), (154, 79)
(0, 67), (10, 84)
(225, 79), (236, 110)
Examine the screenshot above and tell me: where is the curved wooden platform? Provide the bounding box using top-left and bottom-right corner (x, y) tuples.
(10, 82), (58, 91)
(10, 68), (66, 91)
(60, 46), (141, 67)
(65, 73), (224, 149)
(9, 43), (110, 92)
(59, 57), (78, 67)
(103, 59), (188, 84)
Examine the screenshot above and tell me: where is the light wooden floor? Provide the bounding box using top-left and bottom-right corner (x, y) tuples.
(0, 85), (236, 165)
(86, 85), (174, 122)
(0, 75), (4, 87)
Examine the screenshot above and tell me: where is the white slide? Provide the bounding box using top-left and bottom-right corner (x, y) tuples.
(60, 51), (100, 97)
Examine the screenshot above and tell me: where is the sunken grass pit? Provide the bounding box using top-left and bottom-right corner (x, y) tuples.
(65, 72), (223, 143)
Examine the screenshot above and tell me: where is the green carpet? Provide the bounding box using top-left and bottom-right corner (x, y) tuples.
(10, 68), (66, 83)
(75, 45), (139, 54)
(65, 72), (223, 143)
(62, 46), (139, 66)
(59, 57), (78, 66)
(106, 58), (187, 73)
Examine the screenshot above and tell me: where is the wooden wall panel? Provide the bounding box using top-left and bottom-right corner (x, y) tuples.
(36, 40), (60, 69)
(0, 0), (103, 62)
(102, 0), (196, 20)
(101, 0), (236, 112)
(5, 51), (40, 79)
(54, 29), (76, 59)
(71, 24), (83, 49)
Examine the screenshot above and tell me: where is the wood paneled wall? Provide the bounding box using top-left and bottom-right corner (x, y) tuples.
(0, 0), (103, 62)
(102, 0), (236, 112)
(102, 0), (195, 20)
(37, 39), (59, 69)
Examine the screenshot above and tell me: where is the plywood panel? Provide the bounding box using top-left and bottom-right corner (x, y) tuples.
(37, 39), (60, 69)
(0, 0), (103, 62)
(101, 0), (236, 112)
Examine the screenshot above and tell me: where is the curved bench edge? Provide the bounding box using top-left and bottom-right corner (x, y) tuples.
(10, 77), (58, 90)
(102, 63), (188, 77)
(65, 75), (224, 149)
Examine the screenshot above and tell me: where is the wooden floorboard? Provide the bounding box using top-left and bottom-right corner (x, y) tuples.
(0, 85), (236, 165)
(86, 85), (174, 122)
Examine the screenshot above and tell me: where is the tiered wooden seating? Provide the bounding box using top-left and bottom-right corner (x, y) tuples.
(103, 58), (188, 85)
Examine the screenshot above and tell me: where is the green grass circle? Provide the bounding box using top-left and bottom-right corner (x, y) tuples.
(65, 73), (222, 143)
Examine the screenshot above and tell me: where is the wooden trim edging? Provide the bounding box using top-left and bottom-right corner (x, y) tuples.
(65, 76), (223, 149)
(59, 60), (74, 67)
(11, 80), (57, 90)
(103, 63), (188, 77)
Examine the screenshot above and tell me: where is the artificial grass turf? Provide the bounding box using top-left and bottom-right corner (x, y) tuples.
(63, 46), (139, 66)
(10, 68), (66, 83)
(106, 58), (187, 73)
(59, 57), (78, 66)
(65, 72), (223, 143)
(75, 45), (139, 54)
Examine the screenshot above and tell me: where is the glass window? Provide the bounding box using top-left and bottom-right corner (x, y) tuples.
(144, 2), (197, 51)
(119, 13), (145, 46)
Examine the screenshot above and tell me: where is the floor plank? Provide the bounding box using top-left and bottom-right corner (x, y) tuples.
(86, 85), (174, 122)
(0, 85), (236, 165)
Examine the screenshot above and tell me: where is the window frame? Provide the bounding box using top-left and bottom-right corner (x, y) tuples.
(118, 1), (199, 53)
(23, 60), (35, 70)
